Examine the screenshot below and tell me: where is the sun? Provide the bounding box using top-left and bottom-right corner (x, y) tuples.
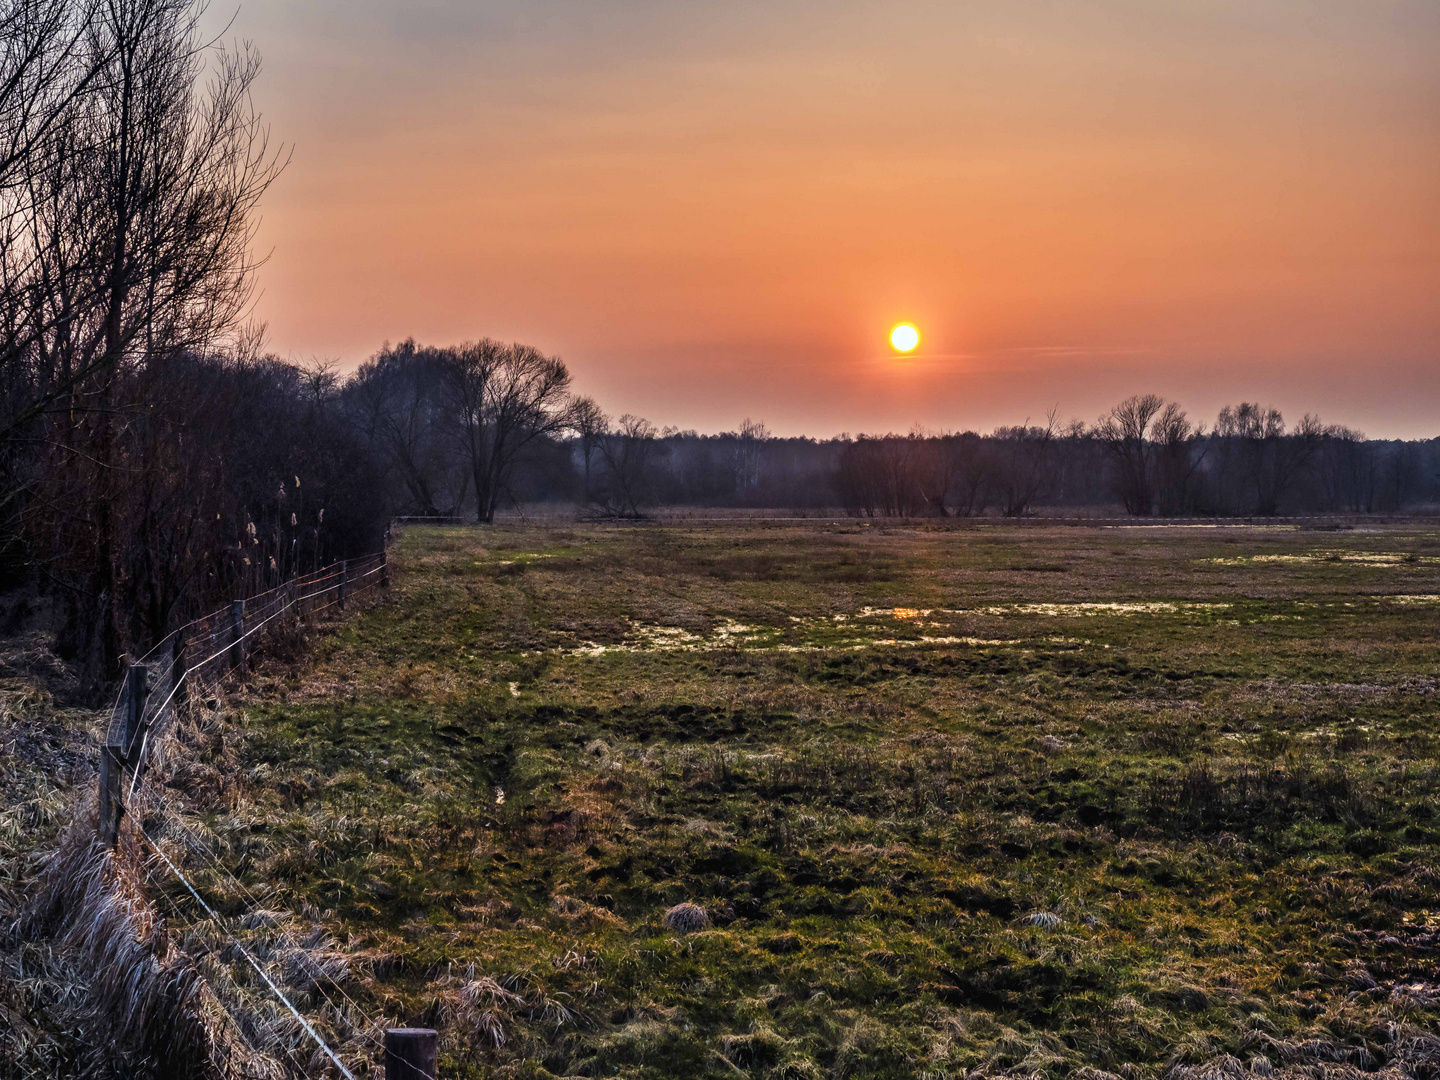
(890, 323), (920, 353)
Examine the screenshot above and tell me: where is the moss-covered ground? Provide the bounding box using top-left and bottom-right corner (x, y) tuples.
(183, 521), (1440, 1078)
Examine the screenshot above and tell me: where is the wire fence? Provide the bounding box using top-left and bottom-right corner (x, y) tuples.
(101, 551), (388, 779)
(91, 548), (413, 1078)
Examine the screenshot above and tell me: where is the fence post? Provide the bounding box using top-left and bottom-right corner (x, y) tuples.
(230, 600), (246, 674)
(338, 559), (348, 611)
(380, 551), (389, 588)
(385, 1028), (437, 1080)
(172, 629), (189, 710)
(98, 744), (123, 848)
(123, 662), (149, 766)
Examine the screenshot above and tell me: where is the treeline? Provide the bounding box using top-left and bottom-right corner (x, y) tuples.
(347, 348), (1437, 521)
(830, 400), (1435, 518)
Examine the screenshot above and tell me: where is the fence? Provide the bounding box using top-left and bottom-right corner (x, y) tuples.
(89, 547), (442, 1078)
(98, 550), (388, 845)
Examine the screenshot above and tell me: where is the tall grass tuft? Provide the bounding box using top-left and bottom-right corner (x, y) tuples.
(12, 796), (267, 1079)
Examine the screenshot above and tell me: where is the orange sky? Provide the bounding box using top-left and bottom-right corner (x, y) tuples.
(228, 1), (1440, 437)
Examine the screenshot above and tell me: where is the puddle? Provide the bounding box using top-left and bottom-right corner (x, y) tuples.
(557, 617), (1017, 657)
(1204, 551), (1437, 567)
(852, 602), (1228, 619)
(974, 601), (1230, 617)
(549, 592), (1431, 659)
(495, 553), (558, 567)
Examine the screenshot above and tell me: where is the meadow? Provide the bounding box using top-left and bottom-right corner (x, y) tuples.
(159, 521), (1440, 1078)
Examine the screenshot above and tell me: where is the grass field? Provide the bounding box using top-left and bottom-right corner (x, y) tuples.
(168, 520), (1440, 1079)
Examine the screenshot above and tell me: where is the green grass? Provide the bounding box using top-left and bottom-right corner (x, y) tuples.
(180, 521), (1440, 1078)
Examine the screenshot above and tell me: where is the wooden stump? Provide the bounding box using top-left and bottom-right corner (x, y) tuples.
(385, 1028), (437, 1080)
(98, 745), (123, 848)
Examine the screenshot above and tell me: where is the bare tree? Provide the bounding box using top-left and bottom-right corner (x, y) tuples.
(1094, 394), (1165, 515)
(594, 413), (660, 517)
(569, 394), (606, 502)
(945, 432), (990, 516)
(1317, 425), (1375, 512)
(0, 0), (284, 683)
(731, 417), (768, 497)
(991, 410), (1058, 517)
(907, 427), (957, 516)
(347, 340), (467, 516)
(1212, 404), (1324, 515)
(834, 434), (930, 517)
(443, 339), (578, 522)
(1152, 401), (1204, 515)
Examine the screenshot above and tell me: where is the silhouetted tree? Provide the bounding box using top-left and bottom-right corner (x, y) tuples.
(347, 340), (467, 516)
(443, 339), (579, 523)
(1316, 426), (1374, 512)
(1152, 402), (1204, 515)
(570, 395), (607, 503)
(1211, 404), (1324, 515)
(991, 412), (1058, 517)
(834, 435), (931, 517)
(945, 433), (991, 516)
(594, 414), (661, 517)
(1095, 394), (1165, 514)
(731, 417), (768, 497)
(0, 0), (284, 683)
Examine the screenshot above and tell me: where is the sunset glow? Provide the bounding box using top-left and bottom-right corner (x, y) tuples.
(223, 0), (1440, 436)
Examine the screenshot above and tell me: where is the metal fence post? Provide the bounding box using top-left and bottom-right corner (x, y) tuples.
(338, 559), (348, 611)
(230, 600), (246, 674)
(385, 1028), (437, 1080)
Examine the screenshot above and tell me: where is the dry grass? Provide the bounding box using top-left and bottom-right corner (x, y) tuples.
(0, 600), (392, 1079)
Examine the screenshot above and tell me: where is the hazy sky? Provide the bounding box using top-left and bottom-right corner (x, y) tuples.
(224, 1), (1440, 437)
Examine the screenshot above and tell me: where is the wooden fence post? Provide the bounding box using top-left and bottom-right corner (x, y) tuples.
(338, 559), (348, 611)
(123, 662), (149, 765)
(98, 744), (123, 848)
(380, 551), (389, 588)
(385, 1028), (437, 1080)
(230, 600), (246, 674)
